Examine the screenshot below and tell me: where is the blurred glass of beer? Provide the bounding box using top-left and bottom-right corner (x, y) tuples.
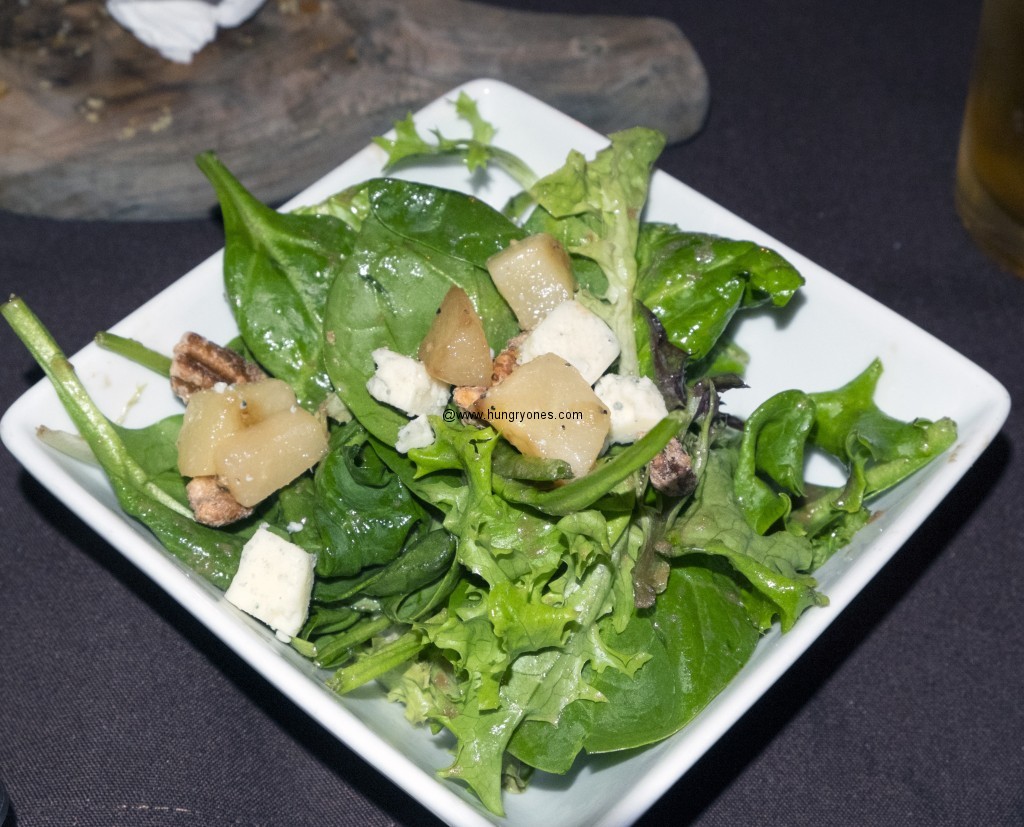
(955, 0), (1024, 276)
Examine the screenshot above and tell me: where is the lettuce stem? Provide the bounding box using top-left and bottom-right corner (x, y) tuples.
(326, 629), (425, 694)
(95, 331), (172, 377)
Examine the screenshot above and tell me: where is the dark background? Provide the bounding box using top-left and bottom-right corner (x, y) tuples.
(2, 1), (1022, 825)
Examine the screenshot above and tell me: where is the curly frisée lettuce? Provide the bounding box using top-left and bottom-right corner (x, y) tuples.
(1, 94), (957, 817)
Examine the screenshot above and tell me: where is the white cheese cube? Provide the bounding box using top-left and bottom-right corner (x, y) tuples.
(366, 348), (450, 418)
(395, 414), (435, 453)
(225, 526), (316, 642)
(517, 300), (620, 385)
(594, 373), (669, 445)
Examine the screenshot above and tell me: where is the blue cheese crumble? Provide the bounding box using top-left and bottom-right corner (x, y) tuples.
(225, 526), (316, 642)
(517, 300), (620, 385)
(594, 373), (669, 444)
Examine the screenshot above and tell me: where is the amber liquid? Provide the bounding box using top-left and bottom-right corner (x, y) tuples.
(955, 0), (1024, 276)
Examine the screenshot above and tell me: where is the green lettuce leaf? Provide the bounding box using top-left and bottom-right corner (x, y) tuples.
(374, 91), (538, 190)
(529, 127), (666, 375)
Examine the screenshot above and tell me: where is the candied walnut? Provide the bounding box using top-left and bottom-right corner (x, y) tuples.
(450, 332), (528, 414)
(649, 438), (697, 498)
(490, 331), (527, 385)
(170, 331), (265, 402)
(186, 476), (254, 527)
(450, 331), (531, 415)
(452, 385), (486, 410)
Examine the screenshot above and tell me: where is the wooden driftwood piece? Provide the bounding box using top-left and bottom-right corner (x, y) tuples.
(0, 0), (709, 220)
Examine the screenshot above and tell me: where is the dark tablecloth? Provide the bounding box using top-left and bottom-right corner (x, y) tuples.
(2, 1), (1021, 825)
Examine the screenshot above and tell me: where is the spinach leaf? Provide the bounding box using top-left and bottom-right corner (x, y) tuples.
(733, 389), (816, 534)
(301, 605), (362, 638)
(112, 416), (182, 478)
(508, 560), (761, 772)
(109, 416), (197, 511)
(731, 361), (957, 556)
(263, 475), (324, 556)
(783, 359), (957, 558)
(2, 298), (244, 587)
(291, 182), (372, 231)
(196, 152), (357, 407)
(808, 358), (958, 499)
(322, 178), (522, 446)
(636, 224), (804, 361)
(376, 554), (461, 624)
(692, 338), (751, 383)
(312, 421), (430, 577)
(307, 528), (461, 625)
(360, 529), (455, 597)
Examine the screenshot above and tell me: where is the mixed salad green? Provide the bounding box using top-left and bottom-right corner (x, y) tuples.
(2, 95), (957, 816)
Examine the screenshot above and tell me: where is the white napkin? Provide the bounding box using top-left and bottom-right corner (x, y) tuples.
(107, 0), (267, 63)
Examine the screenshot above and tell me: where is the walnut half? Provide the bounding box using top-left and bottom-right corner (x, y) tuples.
(451, 332), (526, 416)
(649, 438), (697, 498)
(170, 332), (265, 402)
(186, 476), (254, 527)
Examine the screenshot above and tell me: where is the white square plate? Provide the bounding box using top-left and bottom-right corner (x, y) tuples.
(1, 79), (1009, 827)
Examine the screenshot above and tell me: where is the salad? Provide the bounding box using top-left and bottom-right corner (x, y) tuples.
(2, 94), (956, 817)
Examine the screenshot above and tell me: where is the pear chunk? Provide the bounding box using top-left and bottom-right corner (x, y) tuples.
(177, 378), (328, 507)
(471, 353), (610, 478)
(215, 407), (329, 507)
(177, 385), (246, 478)
(418, 286), (493, 387)
(486, 233), (575, 329)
